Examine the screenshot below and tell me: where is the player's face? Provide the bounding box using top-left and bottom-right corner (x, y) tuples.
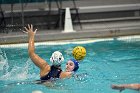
(65, 60), (75, 72)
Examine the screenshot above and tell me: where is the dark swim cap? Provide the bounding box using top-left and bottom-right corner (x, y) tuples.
(70, 59), (79, 72)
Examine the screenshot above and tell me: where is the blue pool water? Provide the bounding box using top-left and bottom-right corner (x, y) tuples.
(0, 36), (140, 93)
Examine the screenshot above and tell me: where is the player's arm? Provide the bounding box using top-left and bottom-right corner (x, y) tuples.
(59, 71), (73, 79)
(24, 24), (49, 70)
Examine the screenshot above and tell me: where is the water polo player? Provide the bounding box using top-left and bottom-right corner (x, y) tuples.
(24, 24), (80, 81)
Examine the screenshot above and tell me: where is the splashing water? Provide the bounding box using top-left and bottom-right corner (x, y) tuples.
(0, 49), (9, 75)
(0, 50), (34, 81)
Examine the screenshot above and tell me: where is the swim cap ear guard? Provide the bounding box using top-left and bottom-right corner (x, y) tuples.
(50, 51), (64, 66)
(70, 59), (79, 72)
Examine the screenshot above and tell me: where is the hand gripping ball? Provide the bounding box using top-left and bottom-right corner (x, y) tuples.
(72, 46), (86, 61)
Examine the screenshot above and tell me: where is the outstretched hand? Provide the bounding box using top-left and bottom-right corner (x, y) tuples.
(23, 24), (37, 37)
(111, 84), (125, 92)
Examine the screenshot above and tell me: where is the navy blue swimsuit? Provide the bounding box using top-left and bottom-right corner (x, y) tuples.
(40, 65), (62, 81)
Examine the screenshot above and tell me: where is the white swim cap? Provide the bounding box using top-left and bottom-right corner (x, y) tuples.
(50, 51), (64, 66)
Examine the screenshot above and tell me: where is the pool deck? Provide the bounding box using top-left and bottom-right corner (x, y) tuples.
(0, 19), (140, 45)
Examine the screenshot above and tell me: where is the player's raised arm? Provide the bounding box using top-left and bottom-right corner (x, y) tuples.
(24, 24), (50, 71)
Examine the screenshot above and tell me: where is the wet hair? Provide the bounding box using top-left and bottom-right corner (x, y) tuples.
(70, 59), (79, 72)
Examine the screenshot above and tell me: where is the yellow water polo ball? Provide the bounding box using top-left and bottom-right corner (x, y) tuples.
(72, 46), (86, 61)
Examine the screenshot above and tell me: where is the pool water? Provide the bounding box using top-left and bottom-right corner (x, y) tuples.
(0, 36), (140, 93)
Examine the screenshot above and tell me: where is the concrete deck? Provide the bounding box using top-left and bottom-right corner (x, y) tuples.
(0, 20), (140, 44)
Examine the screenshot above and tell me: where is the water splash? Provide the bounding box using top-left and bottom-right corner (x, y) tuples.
(0, 49), (9, 74)
(0, 56), (35, 81)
